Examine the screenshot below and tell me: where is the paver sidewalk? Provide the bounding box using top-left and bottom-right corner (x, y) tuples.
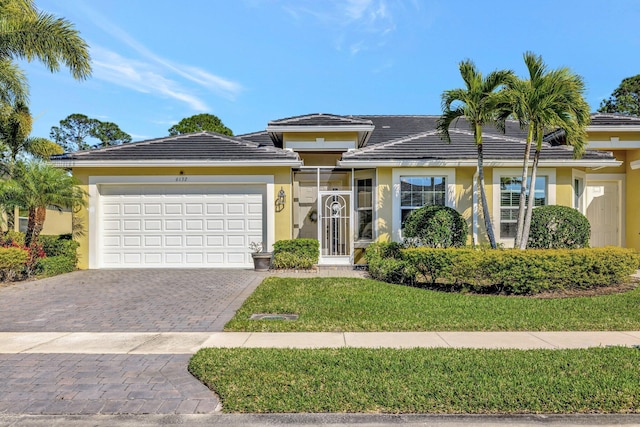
(1, 331), (639, 353)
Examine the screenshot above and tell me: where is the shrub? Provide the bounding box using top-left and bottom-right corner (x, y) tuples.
(0, 231), (25, 247)
(403, 205), (468, 248)
(37, 235), (79, 258)
(0, 247), (29, 281)
(527, 205), (591, 249)
(372, 245), (640, 295)
(365, 242), (416, 285)
(272, 238), (319, 269)
(37, 255), (77, 277)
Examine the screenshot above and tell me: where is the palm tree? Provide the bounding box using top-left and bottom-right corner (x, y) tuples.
(0, 160), (86, 246)
(0, 0), (91, 104)
(437, 60), (514, 249)
(507, 52), (590, 249)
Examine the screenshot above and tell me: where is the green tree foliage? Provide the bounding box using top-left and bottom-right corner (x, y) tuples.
(527, 205), (590, 249)
(403, 205), (468, 248)
(506, 52), (590, 249)
(50, 113), (131, 151)
(0, 0), (91, 106)
(598, 74), (640, 116)
(91, 121), (132, 148)
(168, 113), (233, 136)
(0, 160), (86, 247)
(0, 101), (62, 166)
(437, 60), (513, 249)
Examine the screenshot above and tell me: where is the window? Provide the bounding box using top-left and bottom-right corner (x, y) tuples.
(499, 176), (547, 238)
(356, 178), (373, 240)
(400, 176), (446, 226)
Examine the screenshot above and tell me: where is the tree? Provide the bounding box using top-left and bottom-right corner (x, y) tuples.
(168, 113), (233, 136)
(598, 75), (640, 116)
(0, 160), (86, 247)
(49, 113), (97, 151)
(0, 0), (91, 105)
(0, 101), (62, 166)
(90, 121), (132, 148)
(507, 52), (590, 249)
(50, 114), (131, 151)
(437, 60), (513, 249)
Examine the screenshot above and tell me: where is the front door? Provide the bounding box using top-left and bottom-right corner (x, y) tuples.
(586, 181), (620, 247)
(319, 191), (351, 265)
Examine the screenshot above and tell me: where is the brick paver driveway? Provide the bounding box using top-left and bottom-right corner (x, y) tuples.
(0, 269), (263, 332)
(0, 269), (264, 415)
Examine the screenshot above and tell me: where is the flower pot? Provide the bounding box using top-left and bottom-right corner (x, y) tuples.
(251, 252), (272, 271)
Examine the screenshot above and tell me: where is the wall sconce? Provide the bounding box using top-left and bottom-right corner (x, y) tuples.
(275, 187), (286, 212)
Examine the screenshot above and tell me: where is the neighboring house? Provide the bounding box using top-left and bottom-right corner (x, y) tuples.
(50, 113), (639, 269)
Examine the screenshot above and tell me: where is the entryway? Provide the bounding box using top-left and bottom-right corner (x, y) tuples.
(586, 180), (622, 247)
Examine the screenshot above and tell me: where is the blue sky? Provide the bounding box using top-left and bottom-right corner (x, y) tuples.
(22, 0), (640, 143)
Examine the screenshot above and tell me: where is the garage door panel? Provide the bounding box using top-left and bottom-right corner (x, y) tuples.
(99, 184), (264, 268)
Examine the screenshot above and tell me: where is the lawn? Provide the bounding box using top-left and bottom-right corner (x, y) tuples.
(189, 347), (640, 413)
(224, 277), (640, 331)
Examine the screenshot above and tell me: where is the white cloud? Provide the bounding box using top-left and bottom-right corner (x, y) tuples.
(92, 47), (209, 112)
(76, 2), (243, 106)
(280, 0), (399, 54)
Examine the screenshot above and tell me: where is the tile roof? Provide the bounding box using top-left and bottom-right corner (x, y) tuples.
(341, 128), (613, 161)
(268, 113), (374, 127)
(589, 113), (640, 126)
(52, 131), (299, 162)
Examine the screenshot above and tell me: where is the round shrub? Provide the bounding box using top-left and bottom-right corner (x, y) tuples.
(403, 205), (468, 248)
(527, 205), (590, 249)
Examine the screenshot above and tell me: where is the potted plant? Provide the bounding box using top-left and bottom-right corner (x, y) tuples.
(249, 242), (272, 271)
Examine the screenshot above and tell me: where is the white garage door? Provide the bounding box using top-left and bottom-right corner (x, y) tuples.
(98, 184), (264, 268)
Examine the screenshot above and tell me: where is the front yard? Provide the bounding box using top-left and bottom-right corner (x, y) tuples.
(191, 276), (640, 414)
(189, 346), (640, 413)
(224, 277), (640, 332)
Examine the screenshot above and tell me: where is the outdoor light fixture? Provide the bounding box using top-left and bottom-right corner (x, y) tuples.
(275, 187), (286, 211)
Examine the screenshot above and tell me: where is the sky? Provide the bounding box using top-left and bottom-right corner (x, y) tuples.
(21, 0), (640, 143)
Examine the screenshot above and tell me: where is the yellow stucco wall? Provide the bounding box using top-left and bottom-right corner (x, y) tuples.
(298, 152), (342, 166)
(283, 132), (358, 142)
(625, 149), (640, 250)
(41, 209), (73, 235)
(71, 166), (292, 269)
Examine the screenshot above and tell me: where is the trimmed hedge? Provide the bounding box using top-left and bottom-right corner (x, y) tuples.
(272, 238), (319, 269)
(528, 205), (591, 249)
(366, 242), (640, 295)
(403, 205), (468, 248)
(0, 247), (29, 281)
(36, 234), (79, 276)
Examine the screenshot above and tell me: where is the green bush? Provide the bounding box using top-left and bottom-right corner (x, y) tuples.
(365, 242), (416, 285)
(0, 247), (29, 281)
(370, 244), (640, 295)
(272, 238), (319, 269)
(0, 231), (25, 247)
(528, 205), (591, 249)
(37, 255), (77, 277)
(403, 205), (468, 248)
(37, 235), (79, 258)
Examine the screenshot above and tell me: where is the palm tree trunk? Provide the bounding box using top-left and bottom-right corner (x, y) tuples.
(25, 206), (46, 247)
(520, 146), (541, 249)
(514, 125), (534, 249)
(477, 142), (497, 249)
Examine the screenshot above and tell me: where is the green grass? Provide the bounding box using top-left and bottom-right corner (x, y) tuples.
(189, 347), (640, 413)
(225, 277), (640, 331)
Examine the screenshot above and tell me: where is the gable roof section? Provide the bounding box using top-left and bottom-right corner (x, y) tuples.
(339, 128), (619, 168)
(268, 113), (374, 127)
(50, 131), (301, 167)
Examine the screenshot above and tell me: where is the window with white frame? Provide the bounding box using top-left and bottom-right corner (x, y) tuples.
(356, 178), (373, 240)
(499, 176), (547, 238)
(400, 176), (447, 226)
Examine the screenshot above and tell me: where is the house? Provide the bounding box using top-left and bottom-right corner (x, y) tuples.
(50, 113), (639, 269)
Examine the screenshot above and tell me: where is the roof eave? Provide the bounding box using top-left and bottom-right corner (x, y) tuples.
(587, 125), (640, 132)
(51, 159), (303, 168)
(266, 125), (375, 133)
(337, 159), (622, 168)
